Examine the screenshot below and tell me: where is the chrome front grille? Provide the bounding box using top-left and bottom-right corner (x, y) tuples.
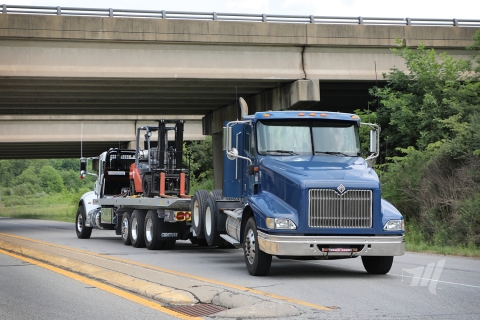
(308, 189), (372, 228)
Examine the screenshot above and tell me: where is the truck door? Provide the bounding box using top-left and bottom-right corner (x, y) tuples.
(94, 158), (105, 197)
(223, 123), (244, 198)
(243, 124), (256, 198)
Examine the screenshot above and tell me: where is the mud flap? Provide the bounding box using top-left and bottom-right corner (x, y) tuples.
(157, 218), (184, 240)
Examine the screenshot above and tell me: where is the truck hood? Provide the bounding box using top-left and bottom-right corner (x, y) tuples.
(259, 155), (380, 190)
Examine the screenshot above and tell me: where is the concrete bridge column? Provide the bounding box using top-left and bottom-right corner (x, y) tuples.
(203, 79), (320, 189)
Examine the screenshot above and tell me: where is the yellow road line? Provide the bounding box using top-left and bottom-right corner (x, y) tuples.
(0, 247), (201, 320)
(0, 232), (331, 311)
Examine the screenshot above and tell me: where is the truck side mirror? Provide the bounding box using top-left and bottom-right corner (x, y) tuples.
(369, 130), (378, 154)
(92, 159), (99, 172)
(80, 158), (87, 172)
(223, 126), (232, 152)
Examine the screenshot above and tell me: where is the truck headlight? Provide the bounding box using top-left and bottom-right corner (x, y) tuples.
(266, 218), (297, 230)
(383, 219), (404, 231)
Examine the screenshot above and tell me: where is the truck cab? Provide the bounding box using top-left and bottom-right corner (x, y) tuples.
(221, 110), (404, 275)
(76, 148), (136, 238)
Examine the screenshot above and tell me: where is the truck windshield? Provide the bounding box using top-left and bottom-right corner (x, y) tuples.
(256, 120), (360, 156)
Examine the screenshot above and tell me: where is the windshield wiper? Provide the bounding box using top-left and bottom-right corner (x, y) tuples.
(265, 150), (298, 155)
(315, 151), (350, 156)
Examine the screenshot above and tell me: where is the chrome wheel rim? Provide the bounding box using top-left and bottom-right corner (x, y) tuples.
(245, 228), (256, 264)
(121, 216), (129, 240)
(77, 214), (83, 232)
(193, 199), (199, 228)
(205, 206), (212, 235)
(145, 217), (153, 243)
(131, 217), (138, 241)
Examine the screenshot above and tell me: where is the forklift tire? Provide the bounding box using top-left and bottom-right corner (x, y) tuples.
(131, 210), (146, 248)
(243, 217), (272, 276)
(142, 174), (153, 198)
(204, 195), (223, 247)
(121, 211), (132, 245)
(75, 206), (92, 239)
(129, 180), (136, 196)
(191, 190), (208, 238)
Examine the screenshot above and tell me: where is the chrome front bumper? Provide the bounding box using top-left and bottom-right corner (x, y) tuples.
(257, 231), (404, 257)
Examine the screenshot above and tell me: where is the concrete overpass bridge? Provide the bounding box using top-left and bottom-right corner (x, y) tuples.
(0, 5), (478, 169)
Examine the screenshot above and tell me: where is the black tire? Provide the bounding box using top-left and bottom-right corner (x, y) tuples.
(191, 190), (208, 238)
(209, 189), (223, 199)
(144, 211), (176, 250)
(145, 210), (162, 250)
(361, 256), (394, 274)
(142, 174), (152, 197)
(75, 206), (92, 239)
(121, 211), (132, 245)
(131, 210), (146, 248)
(243, 217), (272, 276)
(129, 180), (136, 196)
(204, 195), (223, 247)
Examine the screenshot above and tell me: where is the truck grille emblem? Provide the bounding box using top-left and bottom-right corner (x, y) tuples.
(337, 184), (346, 194)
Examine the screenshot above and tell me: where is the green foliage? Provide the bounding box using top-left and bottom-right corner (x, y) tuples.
(0, 159), (95, 214)
(369, 36), (480, 249)
(183, 137), (214, 192)
(373, 42), (479, 157)
(39, 166), (64, 193)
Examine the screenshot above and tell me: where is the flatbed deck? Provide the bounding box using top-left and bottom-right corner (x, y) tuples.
(93, 197), (191, 210)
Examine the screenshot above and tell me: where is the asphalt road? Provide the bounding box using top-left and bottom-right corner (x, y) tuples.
(1, 217), (479, 319)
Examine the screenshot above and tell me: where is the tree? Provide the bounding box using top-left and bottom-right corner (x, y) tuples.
(183, 137), (214, 190)
(39, 166), (64, 194)
(372, 40), (479, 157)
(369, 35), (480, 247)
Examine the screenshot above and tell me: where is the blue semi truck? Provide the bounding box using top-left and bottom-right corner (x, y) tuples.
(77, 100), (404, 276)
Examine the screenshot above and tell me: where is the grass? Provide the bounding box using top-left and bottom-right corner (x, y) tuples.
(405, 241), (480, 258)
(0, 203), (76, 223)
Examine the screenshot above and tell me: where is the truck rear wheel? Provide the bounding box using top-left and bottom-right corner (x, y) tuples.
(121, 211), (132, 245)
(191, 190), (208, 238)
(131, 210), (146, 248)
(75, 206), (92, 239)
(145, 211), (177, 250)
(204, 195), (223, 247)
(210, 189), (223, 199)
(243, 217), (272, 276)
(361, 256), (394, 274)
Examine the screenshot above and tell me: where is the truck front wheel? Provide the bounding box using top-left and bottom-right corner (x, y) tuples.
(243, 217), (272, 276)
(131, 210), (146, 248)
(121, 211), (132, 245)
(361, 256), (394, 274)
(75, 206), (92, 239)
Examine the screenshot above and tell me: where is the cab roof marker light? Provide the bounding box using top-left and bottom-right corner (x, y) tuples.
(320, 113), (327, 117)
(263, 113), (271, 117)
(298, 113), (305, 116)
(310, 113), (316, 116)
(351, 115), (359, 119)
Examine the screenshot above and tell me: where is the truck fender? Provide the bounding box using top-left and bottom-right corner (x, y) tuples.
(381, 198), (404, 226)
(78, 191), (99, 227)
(248, 191), (299, 231)
(130, 163), (143, 193)
(239, 206), (254, 244)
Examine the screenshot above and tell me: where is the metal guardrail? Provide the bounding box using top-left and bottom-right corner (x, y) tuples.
(1, 4), (480, 27)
